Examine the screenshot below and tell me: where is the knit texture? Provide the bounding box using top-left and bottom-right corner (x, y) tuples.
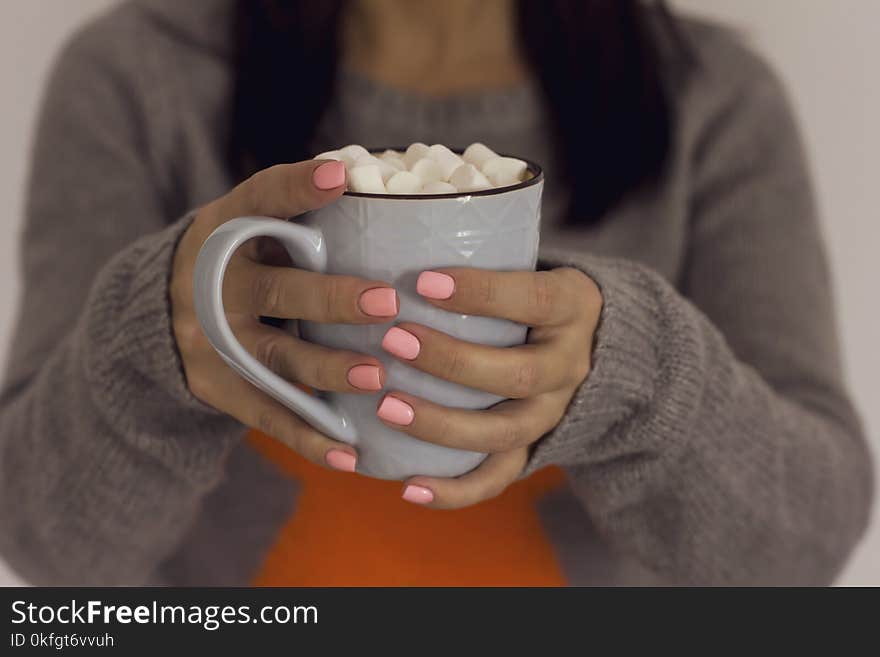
(0, 0), (872, 585)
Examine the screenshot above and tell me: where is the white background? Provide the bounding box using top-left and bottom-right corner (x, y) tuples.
(0, 1), (877, 585)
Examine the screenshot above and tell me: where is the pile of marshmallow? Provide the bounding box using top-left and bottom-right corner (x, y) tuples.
(314, 142), (531, 195)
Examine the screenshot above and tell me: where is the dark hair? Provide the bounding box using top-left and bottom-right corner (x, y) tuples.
(230, 1), (686, 224)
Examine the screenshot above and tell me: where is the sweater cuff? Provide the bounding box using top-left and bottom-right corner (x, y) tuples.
(97, 212), (220, 411)
(523, 250), (666, 475)
(83, 212), (244, 484)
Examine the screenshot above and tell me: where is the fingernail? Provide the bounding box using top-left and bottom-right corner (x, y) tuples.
(325, 449), (356, 472)
(381, 326), (420, 360)
(347, 364), (383, 391)
(416, 271), (455, 300)
(312, 160), (346, 190)
(377, 395), (415, 426)
(359, 288), (399, 317)
(402, 485), (434, 505)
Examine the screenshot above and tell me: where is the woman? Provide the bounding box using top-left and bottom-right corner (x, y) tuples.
(0, 0), (872, 586)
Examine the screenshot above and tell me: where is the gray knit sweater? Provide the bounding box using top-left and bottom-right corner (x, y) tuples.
(0, 0), (872, 586)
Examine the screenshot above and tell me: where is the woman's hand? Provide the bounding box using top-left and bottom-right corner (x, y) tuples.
(170, 160), (400, 472)
(376, 267), (603, 509)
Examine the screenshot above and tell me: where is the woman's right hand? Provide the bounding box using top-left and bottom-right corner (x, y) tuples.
(169, 160), (399, 472)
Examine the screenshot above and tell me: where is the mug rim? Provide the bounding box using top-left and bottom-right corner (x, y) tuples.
(342, 147), (544, 200)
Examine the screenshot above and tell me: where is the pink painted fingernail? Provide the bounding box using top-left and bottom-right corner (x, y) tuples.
(359, 288), (399, 317)
(325, 449), (356, 472)
(377, 395), (414, 426)
(312, 160), (346, 190)
(347, 364), (383, 391)
(416, 271), (455, 300)
(402, 485), (434, 505)
(381, 326), (420, 360)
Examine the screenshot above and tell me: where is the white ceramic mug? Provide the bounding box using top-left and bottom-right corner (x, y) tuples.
(193, 155), (543, 480)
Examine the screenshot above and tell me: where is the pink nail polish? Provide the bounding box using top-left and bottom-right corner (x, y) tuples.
(402, 485), (434, 505)
(381, 327), (420, 360)
(377, 396), (415, 426)
(347, 364), (383, 391)
(416, 271), (455, 300)
(359, 288), (398, 317)
(312, 160), (346, 190)
(325, 449), (356, 472)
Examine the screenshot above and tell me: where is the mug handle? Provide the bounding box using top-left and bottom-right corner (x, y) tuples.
(193, 216), (358, 444)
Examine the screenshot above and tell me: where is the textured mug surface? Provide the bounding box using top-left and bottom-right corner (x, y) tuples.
(194, 161), (543, 480)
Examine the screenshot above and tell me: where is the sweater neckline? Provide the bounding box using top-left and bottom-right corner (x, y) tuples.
(335, 68), (542, 122)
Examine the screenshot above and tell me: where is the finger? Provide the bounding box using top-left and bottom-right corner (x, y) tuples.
(223, 257), (399, 322)
(245, 396), (357, 471)
(415, 267), (598, 327)
(374, 391), (568, 452)
(234, 323), (386, 393)
(185, 348), (358, 472)
(381, 322), (576, 398)
(209, 160), (347, 228)
(401, 448), (528, 510)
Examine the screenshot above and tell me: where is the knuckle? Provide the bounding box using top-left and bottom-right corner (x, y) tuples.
(174, 317), (209, 355)
(431, 408), (455, 442)
(530, 272), (560, 313)
(170, 269), (194, 309)
(569, 351), (592, 388)
(283, 165), (303, 205)
(561, 266), (592, 295)
(509, 361), (540, 398)
(439, 347), (468, 381)
(499, 418), (526, 449)
(321, 276), (344, 321)
(255, 407), (280, 438)
(253, 268), (287, 316)
(477, 274), (498, 305)
(253, 334), (285, 375)
(279, 164), (313, 210)
(308, 355), (335, 391)
(562, 267), (601, 318)
(556, 266), (583, 283)
(186, 372), (213, 405)
(190, 204), (220, 236)
(240, 171), (263, 211)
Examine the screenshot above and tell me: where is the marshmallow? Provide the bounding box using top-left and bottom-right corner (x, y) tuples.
(427, 144), (464, 180)
(318, 142), (532, 194)
(314, 150), (343, 162)
(334, 153), (356, 167)
(383, 156), (406, 172)
(354, 154), (398, 183)
(354, 154), (379, 165)
(403, 142), (431, 169)
(449, 163), (492, 192)
(421, 181), (458, 194)
(385, 170), (423, 194)
(481, 156), (528, 187)
(409, 158), (445, 185)
(462, 143), (498, 168)
(348, 164), (387, 194)
(339, 144), (370, 162)
(378, 150), (406, 171)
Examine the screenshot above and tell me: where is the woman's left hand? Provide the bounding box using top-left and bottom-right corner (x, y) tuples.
(377, 267), (603, 509)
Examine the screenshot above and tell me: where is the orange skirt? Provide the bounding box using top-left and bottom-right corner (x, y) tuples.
(248, 430), (568, 586)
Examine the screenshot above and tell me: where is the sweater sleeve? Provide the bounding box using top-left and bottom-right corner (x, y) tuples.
(0, 20), (243, 585)
(528, 51), (873, 585)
